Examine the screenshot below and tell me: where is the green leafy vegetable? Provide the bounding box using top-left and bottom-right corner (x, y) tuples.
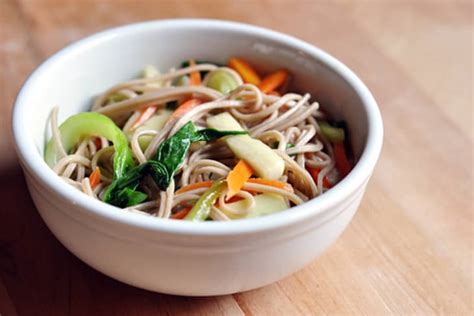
(45, 112), (135, 179)
(103, 122), (247, 207)
(184, 179), (226, 221)
(115, 187), (148, 207)
(102, 163), (149, 207)
(152, 122), (247, 189)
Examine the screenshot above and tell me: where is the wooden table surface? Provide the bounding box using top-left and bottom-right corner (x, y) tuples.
(0, 1), (472, 315)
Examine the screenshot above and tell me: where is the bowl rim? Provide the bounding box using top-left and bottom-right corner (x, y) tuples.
(12, 18), (383, 236)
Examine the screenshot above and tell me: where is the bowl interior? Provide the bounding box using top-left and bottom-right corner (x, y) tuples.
(19, 21), (368, 164)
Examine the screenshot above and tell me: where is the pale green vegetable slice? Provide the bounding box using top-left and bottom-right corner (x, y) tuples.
(206, 112), (285, 180)
(205, 70), (239, 94)
(142, 65), (162, 88)
(45, 112), (134, 179)
(174, 75), (190, 87)
(318, 121), (345, 143)
(222, 193), (288, 219)
(142, 65), (160, 78)
(127, 109), (172, 150)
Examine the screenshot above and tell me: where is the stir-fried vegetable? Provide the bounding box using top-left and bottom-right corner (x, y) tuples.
(228, 58), (261, 85)
(184, 179), (226, 221)
(307, 166), (332, 188)
(45, 112), (135, 179)
(105, 93), (128, 104)
(102, 162), (150, 207)
(226, 160), (254, 200)
(89, 167), (101, 189)
(318, 121), (345, 143)
(246, 178), (293, 192)
(152, 122), (247, 188)
(132, 106), (158, 129)
(142, 65), (160, 78)
(176, 181), (213, 194)
(333, 142), (351, 177)
(258, 69), (288, 93)
(171, 206), (192, 219)
(173, 75), (190, 87)
(104, 122), (247, 207)
(188, 59), (202, 86)
(127, 109), (172, 150)
(47, 58), (356, 220)
(205, 70), (239, 94)
(168, 98), (202, 122)
(223, 193), (288, 219)
(207, 112), (285, 180)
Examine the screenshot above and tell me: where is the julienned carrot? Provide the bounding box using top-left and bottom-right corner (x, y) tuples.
(307, 166), (332, 188)
(171, 206), (192, 219)
(189, 59), (201, 86)
(169, 98), (203, 121)
(89, 167), (101, 189)
(333, 142), (352, 177)
(131, 105), (157, 129)
(258, 69), (288, 93)
(228, 58), (261, 85)
(246, 178), (293, 192)
(226, 160), (254, 200)
(176, 181), (213, 194)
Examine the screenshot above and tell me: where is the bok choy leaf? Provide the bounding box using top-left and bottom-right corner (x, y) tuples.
(45, 112), (135, 179)
(104, 121), (247, 207)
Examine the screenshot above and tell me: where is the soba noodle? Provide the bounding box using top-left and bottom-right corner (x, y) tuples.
(46, 59), (352, 221)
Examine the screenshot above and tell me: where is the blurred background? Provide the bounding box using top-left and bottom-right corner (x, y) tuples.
(1, 1), (472, 315)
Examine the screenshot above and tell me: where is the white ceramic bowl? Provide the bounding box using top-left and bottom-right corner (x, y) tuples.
(12, 19), (383, 296)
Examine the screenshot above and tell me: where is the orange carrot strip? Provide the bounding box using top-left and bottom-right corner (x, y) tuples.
(89, 167), (101, 189)
(307, 166), (332, 188)
(246, 178), (293, 192)
(228, 58), (261, 85)
(176, 181), (213, 194)
(189, 59), (201, 86)
(131, 105), (157, 129)
(226, 160), (254, 200)
(333, 142), (352, 177)
(168, 98), (203, 122)
(171, 206), (192, 219)
(258, 70), (289, 93)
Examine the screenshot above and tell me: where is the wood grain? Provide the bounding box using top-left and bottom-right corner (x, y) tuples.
(0, 0), (472, 315)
